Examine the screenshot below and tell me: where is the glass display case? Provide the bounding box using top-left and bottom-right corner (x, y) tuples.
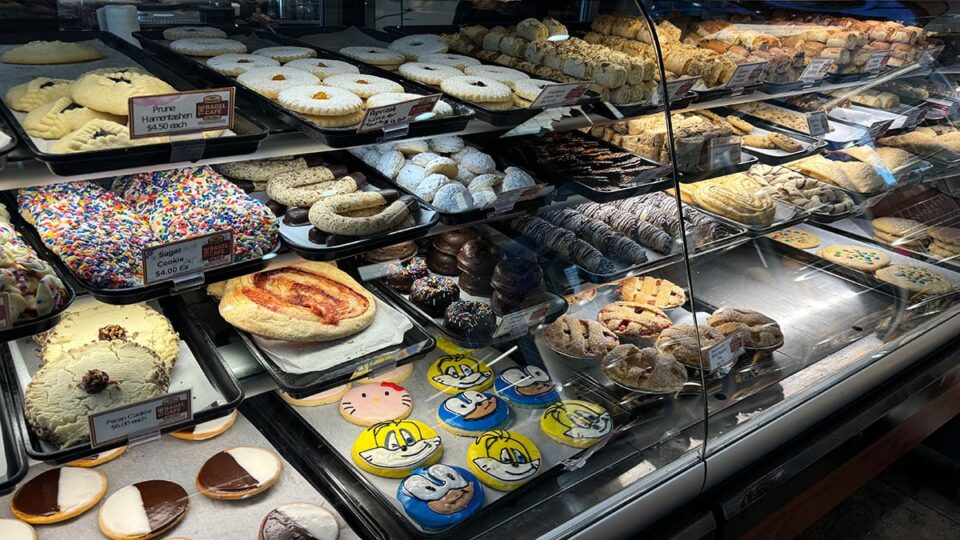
(0, 1), (957, 538)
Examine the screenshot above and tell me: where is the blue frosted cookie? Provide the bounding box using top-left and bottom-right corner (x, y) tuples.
(494, 365), (560, 408)
(436, 391), (509, 436)
(397, 464), (484, 530)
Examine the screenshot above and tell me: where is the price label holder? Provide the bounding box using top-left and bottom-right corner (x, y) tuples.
(707, 333), (745, 372)
(725, 61), (767, 89)
(529, 82), (590, 109)
(800, 58), (835, 81)
(902, 105), (926, 129)
(865, 50), (891, 73)
(867, 118), (894, 141)
(141, 230), (234, 286)
(493, 303), (552, 340)
(358, 259), (401, 282)
(0, 292), (10, 331)
(489, 184), (553, 216)
(653, 76), (700, 106)
(806, 111), (830, 137)
(708, 136), (742, 169)
(88, 389), (192, 448)
(357, 94), (441, 134)
(129, 88), (235, 139)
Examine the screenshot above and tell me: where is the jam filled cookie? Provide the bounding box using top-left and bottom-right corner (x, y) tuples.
(351, 420), (443, 478)
(170, 37), (247, 57)
(427, 354), (494, 394)
(72, 72), (176, 115)
(540, 400), (611, 448)
(440, 75), (511, 104)
(237, 67), (320, 99)
(259, 503), (339, 540)
(5, 77), (73, 112)
(196, 447), (282, 500)
(398, 464), (484, 530)
(513, 78), (554, 102)
(437, 391), (509, 436)
(23, 97), (124, 139)
(170, 409), (238, 441)
(254, 46), (317, 63)
(418, 53), (481, 71)
(11, 467), (108, 524)
(495, 365), (560, 408)
(389, 34), (448, 60)
(207, 53), (279, 76)
(466, 430), (541, 491)
(339, 46), (405, 67)
(0, 520), (35, 540)
(463, 65), (530, 89)
(98, 480), (189, 540)
(399, 62), (463, 86)
(163, 26), (226, 40)
(323, 73), (404, 98)
(279, 383), (351, 406)
(67, 446), (127, 468)
(278, 85), (363, 116)
(285, 58), (359, 79)
(338, 382), (413, 426)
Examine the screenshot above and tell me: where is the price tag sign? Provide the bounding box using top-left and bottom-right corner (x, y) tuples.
(529, 82), (590, 109)
(806, 111), (830, 137)
(142, 231), (233, 285)
(357, 94), (441, 133)
(867, 118), (894, 140)
(865, 50), (891, 73)
(707, 333), (745, 371)
(725, 61), (767, 88)
(88, 390), (192, 447)
(800, 58), (835, 81)
(708, 136), (742, 169)
(490, 184), (553, 216)
(654, 76), (699, 105)
(493, 303), (552, 339)
(129, 88), (234, 139)
(902, 105), (926, 129)
(0, 293), (11, 331)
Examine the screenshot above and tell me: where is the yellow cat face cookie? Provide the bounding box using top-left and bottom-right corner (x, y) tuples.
(540, 400), (612, 448)
(351, 419), (443, 478)
(427, 354), (493, 394)
(466, 430), (541, 491)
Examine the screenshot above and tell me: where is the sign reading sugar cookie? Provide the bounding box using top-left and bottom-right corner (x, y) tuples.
(358, 93), (441, 133)
(142, 230), (234, 285)
(128, 87), (235, 139)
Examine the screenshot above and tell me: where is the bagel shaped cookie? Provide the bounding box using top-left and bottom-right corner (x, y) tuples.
(267, 167), (365, 207)
(308, 190), (416, 237)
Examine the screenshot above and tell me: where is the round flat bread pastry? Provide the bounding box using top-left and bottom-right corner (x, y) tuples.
(98, 480), (188, 540)
(817, 244), (891, 271)
(338, 382), (413, 426)
(436, 391), (509, 436)
(196, 447), (282, 500)
(2, 40), (103, 64)
(279, 383), (351, 406)
(259, 503), (339, 540)
(351, 420), (443, 478)
(11, 467), (108, 524)
(466, 430), (541, 491)
(207, 53), (279, 76)
(540, 400), (611, 448)
(0, 519), (35, 540)
(67, 446), (127, 468)
(254, 46), (317, 63)
(170, 409), (238, 440)
(163, 27), (227, 40)
(769, 228), (821, 249)
(71, 72), (176, 115)
(494, 365), (560, 408)
(426, 354), (494, 394)
(218, 261), (376, 342)
(397, 465), (484, 530)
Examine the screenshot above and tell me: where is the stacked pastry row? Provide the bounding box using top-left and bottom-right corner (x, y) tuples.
(0, 206), (69, 324)
(167, 32), (451, 128)
(18, 166), (278, 288)
(731, 101), (828, 135)
(349, 135), (539, 213)
(745, 164), (855, 216)
(446, 18), (658, 104)
(879, 126), (960, 162)
(868, 217), (960, 261)
(784, 145), (921, 193)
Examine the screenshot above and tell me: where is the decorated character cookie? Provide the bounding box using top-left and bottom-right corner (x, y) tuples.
(466, 430), (541, 491)
(494, 365), (560, 408)
(397, 464), (484, 530)
(437, 391), (509, 436)
(351, 419), (443, 478)
(339, 382), (413, 426)
(540, 400), (612, 448)
(427, 354), (493, 394)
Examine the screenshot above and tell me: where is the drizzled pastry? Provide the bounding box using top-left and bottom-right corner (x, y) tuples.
(541, 208), (649, 263)
(513, 216), (614, 274)
(510, 132), (661, 186)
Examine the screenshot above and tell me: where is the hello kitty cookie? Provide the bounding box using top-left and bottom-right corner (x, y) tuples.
(339, 382), (413, 426)
(426, 354), (494, 394)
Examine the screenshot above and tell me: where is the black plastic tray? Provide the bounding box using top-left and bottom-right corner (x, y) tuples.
(490, 130), (673, 203)
(339, 144), (554, 226)
(0, 113), (17, 174)
(2, 296), (244, 463)
(0, 31), (268, 176)
(7, 187), (279, 305)
(0, 358), (27, 495)
(761, 79), (805, 94)
(734, 121), (828, 166)
(676, 152), (759, 183)
(691, 82), (762, 103)
(135, 29), (474, 148)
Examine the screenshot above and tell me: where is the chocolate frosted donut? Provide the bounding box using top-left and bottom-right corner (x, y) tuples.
(433, 228), (480, 256)
(426, 249), (459, 276)
(410, 276), (460, 317)
(457, 238), (501, 296)
(444, 301), (496, 338)
(385, 256), (428, 293)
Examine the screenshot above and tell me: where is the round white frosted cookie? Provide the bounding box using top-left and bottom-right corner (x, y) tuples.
(170, 409), (238, 441)
(163, 27), (226, 40)
(377, 150), (405, 179)
(464, 65), (530, 88)
(278, 85), (363, 115)
(237, 67), (320, 99)
(207, 53), (279, 76)
(418, 53), (481, 70)
(503, 166), (536, 190)
(415, 174), (451, 202)
(429, 135), (465, 154)
(513, 78), (554, 101)
(440, 75), (511, 102)
(461, 151), (497, 174)
(396, 163), (427, 191)
(324, 73), (403, 98)
(170, 38), (246, 57)
(389, 34), (448, 60)
(339, 46), (405, 66)
(254, 46), (317, 63)
(0, 519), (35, 540)
(284, 58), (359, 79)
(433, 183), (475, 213)
(399, 62), (463, 86)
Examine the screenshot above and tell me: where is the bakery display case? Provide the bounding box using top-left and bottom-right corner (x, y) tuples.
(0, 0), (958, 539)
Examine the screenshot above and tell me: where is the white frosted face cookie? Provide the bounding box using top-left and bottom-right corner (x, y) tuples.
(284, 58), (359, 79)
(207, 53), (279, 76)
(171, 37), (247, 57)
(237, 67), (320, 99)
(254, 46), (317, 63)
(324, 73), (404, 99)
(278, 85), (363, 116)
(5, 77), (73, 112)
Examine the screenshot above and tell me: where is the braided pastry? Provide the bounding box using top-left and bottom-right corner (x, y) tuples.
(542, 315), (620, 359)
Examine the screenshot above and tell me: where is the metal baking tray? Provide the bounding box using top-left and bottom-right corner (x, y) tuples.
(691, 82), (762, 103)
(828, 103), (910, 133)
(675, 152), (758, 183)
(0, 31), (268, 176)
(134, 29), (474, 147)
(677, 196), (810, 237)
(821, 216), (960, 272)
(338, 142), (554, 226)
(737, 123), (827, 165)
(491, 131), (673, 203)
(1, 296), (244, 463)
(372, 228), (568, 349)
(5, 188), (279, 305)
(0, 359), (27, 496)
(730, 102), (869, 149)
(263, 345), (590, 536)
(184, 287), (436, 399)
(0, 408), (362, 540)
